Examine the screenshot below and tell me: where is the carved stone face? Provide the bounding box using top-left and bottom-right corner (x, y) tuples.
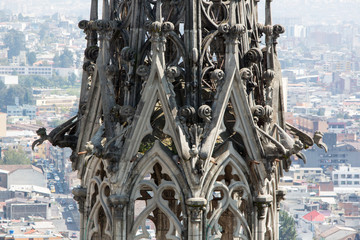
(36, 127), (47, 137)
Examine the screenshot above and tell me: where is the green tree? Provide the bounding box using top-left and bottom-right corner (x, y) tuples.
(0, 10), (10, 21)
(1, 148), (30, 165)
(52, 74), (69, 87)
(0, 58), (8, 66)
(68, 72), (77, 86)
(279, 210), (297, 240)
(18, 13), (24, 21)
(53, 49), (74, 68)
(3, 29), (26, 58)
(39, 23), (50, 42)
(19, 75), (51, 88)
(26, 52), (37, 66)
(0, 80), (5, 91)
(0, 85), (34, 111)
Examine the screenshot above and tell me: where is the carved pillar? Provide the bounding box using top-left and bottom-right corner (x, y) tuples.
(72, 186), (87, 238)
(186, 198), (207, 240)
(109, 194), (128, 240)
(275, 189), (286, 240)
(255, 195), (273, 240)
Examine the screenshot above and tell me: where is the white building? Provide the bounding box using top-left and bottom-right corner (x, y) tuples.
(291, 166), (324, 181)
(0, 66), (52, 77)
(0, 75), (18, 85)
(332, 165), (360, 187)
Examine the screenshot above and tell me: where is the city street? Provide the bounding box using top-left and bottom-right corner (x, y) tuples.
(51, 195), (80, 239)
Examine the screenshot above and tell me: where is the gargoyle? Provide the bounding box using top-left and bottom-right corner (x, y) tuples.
(274, 124), (307, 164)
(32, 115), (79, 151)
(313, 131), (328, 152)
(285, 123), (314, 149)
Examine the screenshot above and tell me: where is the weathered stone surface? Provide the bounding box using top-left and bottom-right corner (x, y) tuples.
(32, 1), (328, 239)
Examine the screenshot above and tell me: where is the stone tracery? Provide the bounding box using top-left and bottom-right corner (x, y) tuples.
(32, 0), (327, 239)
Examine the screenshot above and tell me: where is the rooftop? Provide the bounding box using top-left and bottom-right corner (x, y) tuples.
(0, 165), (43, 174)
(302, 210), (325, 222)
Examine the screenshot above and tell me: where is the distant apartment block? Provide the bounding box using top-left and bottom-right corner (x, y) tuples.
(328, 121), (346, 134)
(332, 165), (360, 187)
(7, 105), (36, 119)
(304, 145), (360, 169)
(35, 95), (77, 114)
(293, 115), (328, 135)
(4, 199), (50, 220)
(0, 66), (52, 77)
(293, 167), (323, 181)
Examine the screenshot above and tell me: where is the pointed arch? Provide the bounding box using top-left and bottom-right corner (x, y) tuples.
(125, 141), (189, 239)
(203, 142), (254, 240)
(125, 141), (189, 195)
(262, 178), (277, 240)
(85, 177), (113, 240)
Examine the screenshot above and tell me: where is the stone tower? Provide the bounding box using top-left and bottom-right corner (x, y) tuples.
(33, 0), (327, 239)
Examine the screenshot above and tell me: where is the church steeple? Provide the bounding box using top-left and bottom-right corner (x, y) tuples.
(33, 1), (327, 239)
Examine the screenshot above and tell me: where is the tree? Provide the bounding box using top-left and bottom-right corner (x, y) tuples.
(53, 49), (74, 68)
(0, 80), (5, 91)
(1, 148), (31, 165)
(0, 58), (8, 66)
(68, 72), (77, 86)
(39, 23), (50, 42)
(279, 210), (297, 240)
(19, 75), (51, 88)
(0, 10), (10, 21)
(26, 52), (37, 66)
(52, 74), (69, 87)
(18, 13), (24, 21)
(3, 30), (26, 58)
(0, 85), (34, 111)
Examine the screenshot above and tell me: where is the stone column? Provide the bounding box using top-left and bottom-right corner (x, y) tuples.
(72, 187), (87, 239)
(186, 198), (207, 240)
(108, 194), (128, 240)
(255, 195), (273, 240)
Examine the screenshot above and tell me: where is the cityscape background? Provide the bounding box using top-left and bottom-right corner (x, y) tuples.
(0, 0), (359, 239)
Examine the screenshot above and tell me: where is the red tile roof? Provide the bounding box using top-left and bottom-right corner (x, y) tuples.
(303, 210), (325, 222)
